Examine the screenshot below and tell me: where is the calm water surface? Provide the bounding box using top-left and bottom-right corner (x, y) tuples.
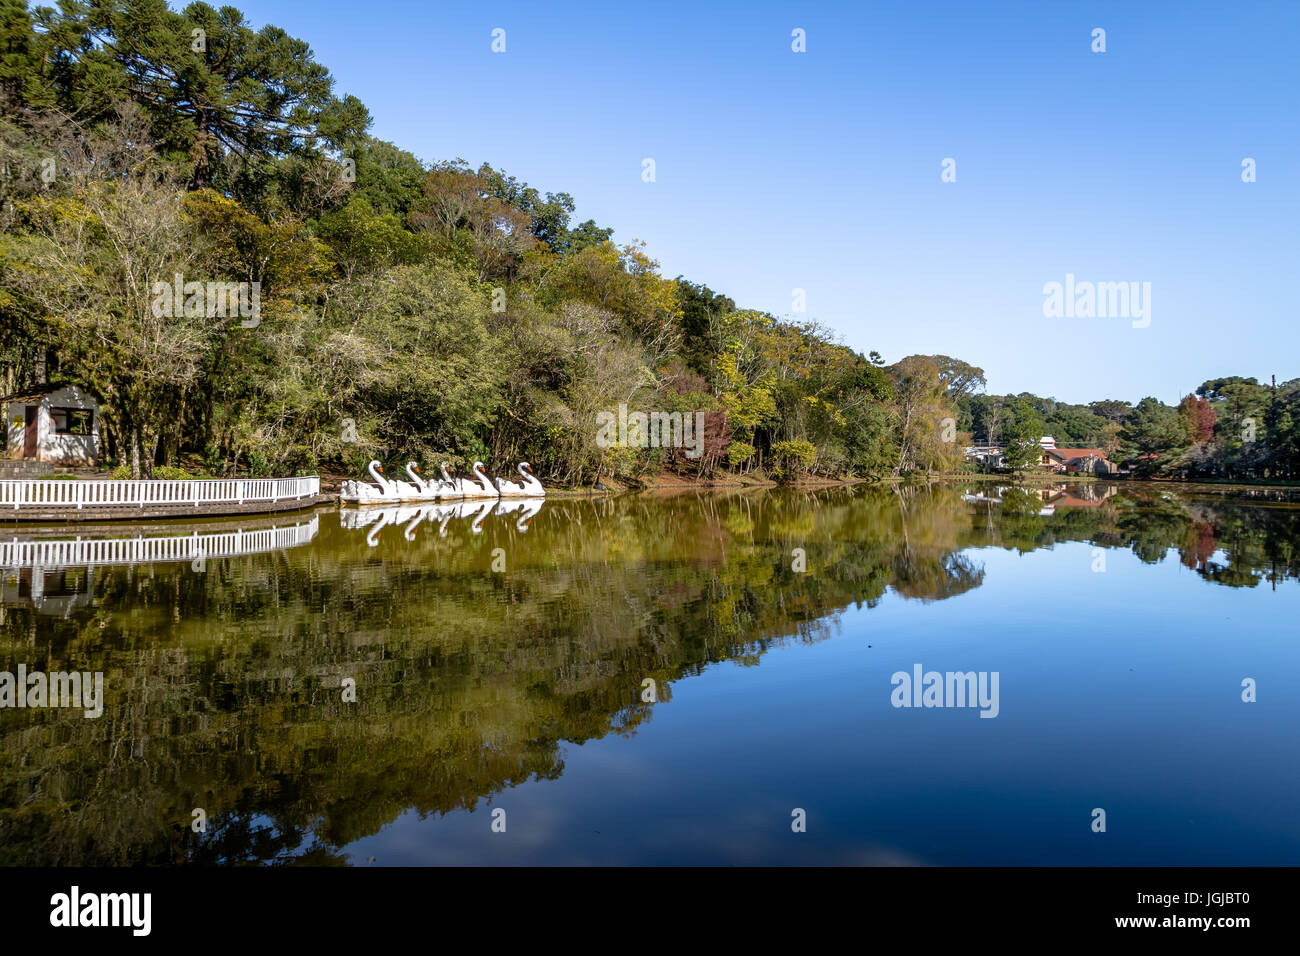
(2, 482), (1298, 865)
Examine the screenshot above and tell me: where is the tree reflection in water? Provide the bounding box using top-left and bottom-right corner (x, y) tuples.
(1, 482), (1297, 864)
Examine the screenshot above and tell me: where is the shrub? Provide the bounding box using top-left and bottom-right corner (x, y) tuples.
(770, 440), (818, 482)
(113, 464), (194, 479)
(726, 441), (756, 468)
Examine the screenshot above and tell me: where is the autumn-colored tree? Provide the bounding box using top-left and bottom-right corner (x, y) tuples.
(409, 164), (535, 282)
(1178, 393), (1217, 444)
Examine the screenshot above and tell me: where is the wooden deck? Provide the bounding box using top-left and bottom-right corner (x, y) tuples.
(0, 495), (333, 522)
(0, 476), (332, 523)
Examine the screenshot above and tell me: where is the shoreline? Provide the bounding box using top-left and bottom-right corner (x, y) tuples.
(6, 471), (1295, 524)
(320, 469), (1300, 499)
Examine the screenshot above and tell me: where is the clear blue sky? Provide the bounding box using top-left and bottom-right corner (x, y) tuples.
(239, 0), (1297, 405)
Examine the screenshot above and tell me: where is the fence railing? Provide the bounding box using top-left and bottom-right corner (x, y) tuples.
(0, 476), (319, 511)
(0, 516), (319, 569)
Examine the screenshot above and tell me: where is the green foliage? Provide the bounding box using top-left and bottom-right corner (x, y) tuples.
(1120, 397), (1188, 476)
(726, 441), (756, 467)
(770, 439), (817, 481)
(313, 196), (426, 278)
(1000, 401), (1046, 474)
(677, 279), (734, 375)
(0, 0), (1290, 487)
(343, 138), (426, 218)
(38, 0), (371, 190)
(110, 463), (191, 479)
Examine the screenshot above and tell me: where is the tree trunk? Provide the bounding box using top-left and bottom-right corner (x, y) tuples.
(130, 426), (142, 480)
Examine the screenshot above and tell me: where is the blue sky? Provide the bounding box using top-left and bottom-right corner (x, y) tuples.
(239, 0), (1298, 404)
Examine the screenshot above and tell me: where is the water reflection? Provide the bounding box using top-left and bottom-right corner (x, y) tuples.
(963, 482), (1119, 515)
(1, 482), (1297, 865)
(340, 499), (545, 544)
(0, 515), (318, 617)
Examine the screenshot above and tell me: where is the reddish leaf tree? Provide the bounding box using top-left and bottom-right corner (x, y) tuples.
(671, 410), (731, 474)
(1178, 394), (1217, 443)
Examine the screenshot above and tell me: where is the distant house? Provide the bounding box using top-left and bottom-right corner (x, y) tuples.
(3, 385), (100, 466)
(1041, 447), (1118, 475)
(965, 436), (1119, 474)
(964, 442), (1005, 468)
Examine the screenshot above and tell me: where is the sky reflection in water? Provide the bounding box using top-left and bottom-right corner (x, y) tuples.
(2, 482), (1298, 865)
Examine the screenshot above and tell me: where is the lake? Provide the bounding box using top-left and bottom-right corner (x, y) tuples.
(2, 481), (1298, 865)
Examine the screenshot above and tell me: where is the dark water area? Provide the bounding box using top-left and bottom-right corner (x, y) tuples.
(2, 482), (1298, 865)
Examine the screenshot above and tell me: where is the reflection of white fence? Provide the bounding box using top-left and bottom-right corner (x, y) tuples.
(0, 516), (318, 569)
(0, 476), (319, 511)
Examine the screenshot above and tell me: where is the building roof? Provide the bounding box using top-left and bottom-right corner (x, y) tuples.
(2, 384), (64, 404)
(2, 384), (97, 405)
(1046, 448), (1107, 462)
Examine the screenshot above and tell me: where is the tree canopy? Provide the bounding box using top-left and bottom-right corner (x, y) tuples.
(0, 0), (1293, 484)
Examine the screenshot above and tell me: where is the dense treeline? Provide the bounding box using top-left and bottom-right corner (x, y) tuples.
(0, 1), (1295, 483)
(958, 378), (1300, 480)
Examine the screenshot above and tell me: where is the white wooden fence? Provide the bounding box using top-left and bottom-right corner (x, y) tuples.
(0, 476), (319, 511)
(1, 516), (319, 569)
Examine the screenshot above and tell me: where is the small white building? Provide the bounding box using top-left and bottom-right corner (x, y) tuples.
(4, 385), (100, 465)
(964, 443), (1005, 468)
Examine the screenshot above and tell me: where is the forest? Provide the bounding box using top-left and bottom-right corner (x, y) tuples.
(1, 0), (1297, 483)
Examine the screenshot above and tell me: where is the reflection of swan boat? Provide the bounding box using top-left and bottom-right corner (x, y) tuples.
(430, 502), (458, 536)
(493, 497), (544, 531)
(338, 498), (545, 539)
(343, 505), (425, 546)
(403, 501), (462, 540)
(465, 499), (494, 533)
(339, 507), (392, 531)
